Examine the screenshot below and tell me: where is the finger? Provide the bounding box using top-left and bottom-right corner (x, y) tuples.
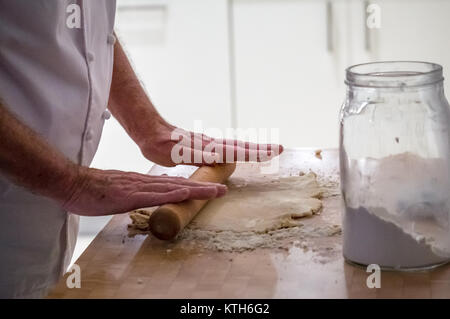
(212, 139), (274, 151)
(131, 188), (191, 208)
(139, 182), (227, 198)
(157, 177), (228, 197)
(184, 186), (218, 199)
(215, 184), (228, 197)
(200, 140), (283, 162)
(208, 138), (283, 155)
(192, 136), (265, 153)
(208, 144), (280, 162)
(137, 182), (182, 193)
(130, 185), (225, 209)
(163, 179), (227, 190)
(176, 145), (279, 164)
(171, 129), (284, 154)
(170, 129), (284, 163)
(171, 147), (220, 166)
(163, 178), (228, 196)
(114, 171), (219, 188)
(192, 134), (280, 152)
(153, 176), (226, 189)
(108, 166), (227, 192)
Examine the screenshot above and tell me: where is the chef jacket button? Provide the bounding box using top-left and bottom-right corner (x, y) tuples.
(107, 34), (116, 45)
(85, 129), (93, 141)
(102, 109), (111, 120)
(87, 52), (95, 62)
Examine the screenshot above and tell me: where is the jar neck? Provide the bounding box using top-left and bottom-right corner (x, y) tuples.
(341, 78), (448, 125)
(345, 80), (445, 103)
(346, 61), (444, 89)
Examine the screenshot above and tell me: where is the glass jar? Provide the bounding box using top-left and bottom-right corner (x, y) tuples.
(340, 61), (450, 270)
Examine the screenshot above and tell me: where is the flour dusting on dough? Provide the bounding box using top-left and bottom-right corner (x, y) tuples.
(128, 172), (341, 260)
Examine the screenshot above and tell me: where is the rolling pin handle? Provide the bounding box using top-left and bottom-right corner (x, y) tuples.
(149, 207), (181, 240)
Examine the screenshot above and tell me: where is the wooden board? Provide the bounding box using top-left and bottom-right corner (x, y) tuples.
(47, 149), (450, 298)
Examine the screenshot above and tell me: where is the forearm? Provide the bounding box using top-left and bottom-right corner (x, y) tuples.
(0, 101), (225, 216)
(108, 38), (169, 147)
(0, 103), (79, 203)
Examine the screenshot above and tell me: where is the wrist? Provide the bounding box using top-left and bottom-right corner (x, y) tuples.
(58, 163), (90, 209)
(134, 114), (172, 148)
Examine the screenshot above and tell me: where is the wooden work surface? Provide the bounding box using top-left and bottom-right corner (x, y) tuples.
(48, 149), (450, 298)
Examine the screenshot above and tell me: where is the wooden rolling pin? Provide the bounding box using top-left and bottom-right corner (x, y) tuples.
(148, 163), (236, 240)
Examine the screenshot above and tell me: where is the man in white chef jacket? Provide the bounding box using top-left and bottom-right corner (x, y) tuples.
(0, 1), (282, 298)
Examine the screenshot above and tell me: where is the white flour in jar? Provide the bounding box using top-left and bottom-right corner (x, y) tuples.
(343, 152), (450, 269)
(343, 206), (448, 269)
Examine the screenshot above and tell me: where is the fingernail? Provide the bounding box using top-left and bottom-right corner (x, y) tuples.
(215, 186), (227, 197)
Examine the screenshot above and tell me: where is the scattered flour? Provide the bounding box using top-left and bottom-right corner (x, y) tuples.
(176, 224), (342, 254)
(128, 173), (342, 262)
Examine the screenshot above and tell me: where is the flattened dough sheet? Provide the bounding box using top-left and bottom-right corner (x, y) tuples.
(129, 172), (323, 234)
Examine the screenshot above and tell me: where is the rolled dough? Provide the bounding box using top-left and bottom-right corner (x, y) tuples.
(129, 172), (323, 234)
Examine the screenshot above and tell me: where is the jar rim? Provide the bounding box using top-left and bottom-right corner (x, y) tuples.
(346, 61), (443, 88)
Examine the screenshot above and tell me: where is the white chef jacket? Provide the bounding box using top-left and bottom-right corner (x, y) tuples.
(0, 0), (116, 298)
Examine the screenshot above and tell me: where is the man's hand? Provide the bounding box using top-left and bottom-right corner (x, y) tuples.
(62, 167), (227, 216)
(136, 118), (284, 167)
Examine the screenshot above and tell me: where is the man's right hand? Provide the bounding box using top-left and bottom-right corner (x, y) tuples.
(62, 167), (227, 216)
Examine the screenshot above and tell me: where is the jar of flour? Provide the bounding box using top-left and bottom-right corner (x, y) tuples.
(340, 61), (450, 270)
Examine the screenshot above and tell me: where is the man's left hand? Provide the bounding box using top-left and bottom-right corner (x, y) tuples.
(138, 119), (284, 167)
